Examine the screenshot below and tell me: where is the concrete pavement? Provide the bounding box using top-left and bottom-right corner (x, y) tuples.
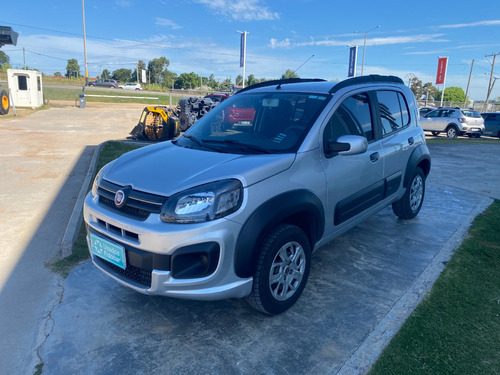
(1, 106), (498, 374)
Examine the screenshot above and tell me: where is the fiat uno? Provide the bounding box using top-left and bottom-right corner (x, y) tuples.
(84, 75), (431, 315)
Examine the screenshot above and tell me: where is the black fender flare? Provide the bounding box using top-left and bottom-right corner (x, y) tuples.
(403, 144), (431, 187)
(234, 190), (324, 278)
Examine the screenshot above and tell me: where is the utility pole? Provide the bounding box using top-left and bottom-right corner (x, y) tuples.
(82, 0), (89, 86)
(483, 52), (499, 112)
(354, 25), (380, 76)
(464, 59), (474, 108)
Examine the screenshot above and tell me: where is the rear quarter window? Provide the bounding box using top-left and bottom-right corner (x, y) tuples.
(376, 90), (410, 135)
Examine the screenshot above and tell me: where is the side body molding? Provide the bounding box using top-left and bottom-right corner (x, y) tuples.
(234, 190), (325, 278)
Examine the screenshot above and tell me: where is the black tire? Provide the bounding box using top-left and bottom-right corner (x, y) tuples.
(245, 224), (311, 315)
(431, 131), (439, 136)
(446, 125), (459, 138)
(392, 167), (425, 220)
(0, 90), (9, 115)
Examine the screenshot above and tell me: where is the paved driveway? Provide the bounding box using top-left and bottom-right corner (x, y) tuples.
(0, 106), (498, 374)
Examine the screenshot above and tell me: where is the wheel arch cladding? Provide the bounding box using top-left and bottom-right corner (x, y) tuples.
(234, 190), (324, 279)
(404, 144), (431, 187)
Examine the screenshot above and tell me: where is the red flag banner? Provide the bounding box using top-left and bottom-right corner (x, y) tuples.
(435, 57), (448, 85)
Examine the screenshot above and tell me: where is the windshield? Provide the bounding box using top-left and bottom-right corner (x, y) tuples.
(174, 91), (330, 154)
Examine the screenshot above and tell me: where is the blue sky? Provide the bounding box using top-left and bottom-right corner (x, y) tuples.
(1, 0), (500, 100)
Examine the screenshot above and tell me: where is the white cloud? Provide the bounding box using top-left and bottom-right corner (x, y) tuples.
(294, 34), (448, 48)
(194, 0), (279, 21)
(269, 38), (291, 49)
(438, 20), (500, 29)
(155, 18), (182, 30)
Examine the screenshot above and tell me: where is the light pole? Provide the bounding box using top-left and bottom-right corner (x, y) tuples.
(82, 0), (89, 86)
(354, 25), (380, 76)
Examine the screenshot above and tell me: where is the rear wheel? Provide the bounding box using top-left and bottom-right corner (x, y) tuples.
(246, 224), (311, 315)
(446, 125), (459, 138)
(0, 90), (9, 115)
(392, 167), (425, 220)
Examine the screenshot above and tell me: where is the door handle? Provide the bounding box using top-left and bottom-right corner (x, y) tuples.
(408, 137), (414, 145)
(370, 152), (379, 162)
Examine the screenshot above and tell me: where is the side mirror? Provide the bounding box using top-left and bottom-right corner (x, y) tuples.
(327, 135), (368, 156)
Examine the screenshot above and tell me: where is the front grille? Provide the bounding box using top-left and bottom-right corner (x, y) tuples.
(98, 179), (168, 221)
(96, 257), (152, 287)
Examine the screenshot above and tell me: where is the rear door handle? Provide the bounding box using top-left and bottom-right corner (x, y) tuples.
(370, 152), (379, 162)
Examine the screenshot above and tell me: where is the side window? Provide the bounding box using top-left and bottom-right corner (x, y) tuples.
(376, 90), (410, 135)
(17, 75), (28, 91)
(323, 93), (371, 156)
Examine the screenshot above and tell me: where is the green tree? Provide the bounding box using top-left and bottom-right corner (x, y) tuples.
(176, 72), (199, 89)
(65, 58), (80, 79)
(112, 68), (132, 83)
(161, 70), (178, 88)
(422, 82), (438, 102)
(0, 51), (11, 72)
(147, 57), (169, 84)
(281, 69), (299, 79)
(54, 72), (62, 77)
(435, 86), (465, 103)
(219, 78), (233, 91)
(409, 77), (424, 99)
(131, 60), (147, 82)
(208, 74), (218, 90)
(101, 69), (111, 79)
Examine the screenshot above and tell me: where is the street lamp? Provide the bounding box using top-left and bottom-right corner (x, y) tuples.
(354, 25), (380, 76)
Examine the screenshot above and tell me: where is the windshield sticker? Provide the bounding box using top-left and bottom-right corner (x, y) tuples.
(273, 133), (286, 143)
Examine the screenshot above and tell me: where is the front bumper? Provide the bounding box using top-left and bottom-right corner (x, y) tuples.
(84, 192), (253, 301)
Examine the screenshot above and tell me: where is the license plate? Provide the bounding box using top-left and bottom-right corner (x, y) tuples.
(90, 233), (127, 270)
(471, 128), (479, 131)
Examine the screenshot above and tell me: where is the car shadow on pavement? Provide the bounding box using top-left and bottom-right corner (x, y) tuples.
(36, 181), (492, 375)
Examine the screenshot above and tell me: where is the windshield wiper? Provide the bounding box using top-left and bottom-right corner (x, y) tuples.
(183, 134), (227, 153)
(202, 139), (271, 154)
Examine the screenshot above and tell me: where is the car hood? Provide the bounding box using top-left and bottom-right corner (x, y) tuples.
(102, 142), (295, 196)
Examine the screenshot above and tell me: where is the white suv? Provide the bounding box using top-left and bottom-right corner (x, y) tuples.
(420, 107), (484, 138)
(84, 75), (431, 315)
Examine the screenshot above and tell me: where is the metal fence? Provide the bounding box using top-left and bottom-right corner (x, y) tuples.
(417, 101), (500, 113)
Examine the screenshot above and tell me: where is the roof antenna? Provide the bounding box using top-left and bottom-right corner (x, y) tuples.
(292, 54), (315, 75)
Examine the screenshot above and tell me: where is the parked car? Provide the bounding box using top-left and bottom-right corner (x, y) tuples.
(419, 107), (484, 138)
(88, 79), (118, 88)
(419, 107), (435, 116)
(119, 82), (142, 90)
(481, 112), (500, 138)
(84, 75), (431, 315)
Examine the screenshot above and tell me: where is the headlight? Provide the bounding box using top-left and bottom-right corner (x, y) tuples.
(161, 180), (243, 223)
(91, 162), (112, 198)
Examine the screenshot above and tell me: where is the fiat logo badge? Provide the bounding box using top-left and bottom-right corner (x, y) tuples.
(114, 190), (126, 208)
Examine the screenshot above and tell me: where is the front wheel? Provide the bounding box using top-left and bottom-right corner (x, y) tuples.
(392, 167), (425, 220)
(246, 224), (311, 315)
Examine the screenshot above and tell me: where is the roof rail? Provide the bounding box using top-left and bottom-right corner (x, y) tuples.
(235, 78), (326, 94)
(329, 75), (404, 94)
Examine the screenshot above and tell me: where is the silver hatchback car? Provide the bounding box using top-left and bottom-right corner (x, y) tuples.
(84, 75), (431, 315)
(420, 107), (484, 138)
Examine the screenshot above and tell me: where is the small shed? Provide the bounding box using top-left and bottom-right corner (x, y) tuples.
(7, 69), (44, 108)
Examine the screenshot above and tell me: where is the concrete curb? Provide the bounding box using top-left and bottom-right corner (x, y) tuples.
(335, 195), (494, 375)
(58, 143), (103, 258)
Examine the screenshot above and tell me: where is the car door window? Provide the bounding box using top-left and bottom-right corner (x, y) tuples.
(323, 93), (372, 156)
(376, 91), (410, 135)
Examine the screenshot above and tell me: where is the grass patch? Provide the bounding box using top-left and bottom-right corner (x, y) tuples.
(369, 199), (500, 375)
(47, 141), (144, 277)
(425, 136), (499, 144)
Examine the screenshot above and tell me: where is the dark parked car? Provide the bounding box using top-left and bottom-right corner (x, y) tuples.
(88, 79), (118, 88)
(481, 112), (500, 138)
